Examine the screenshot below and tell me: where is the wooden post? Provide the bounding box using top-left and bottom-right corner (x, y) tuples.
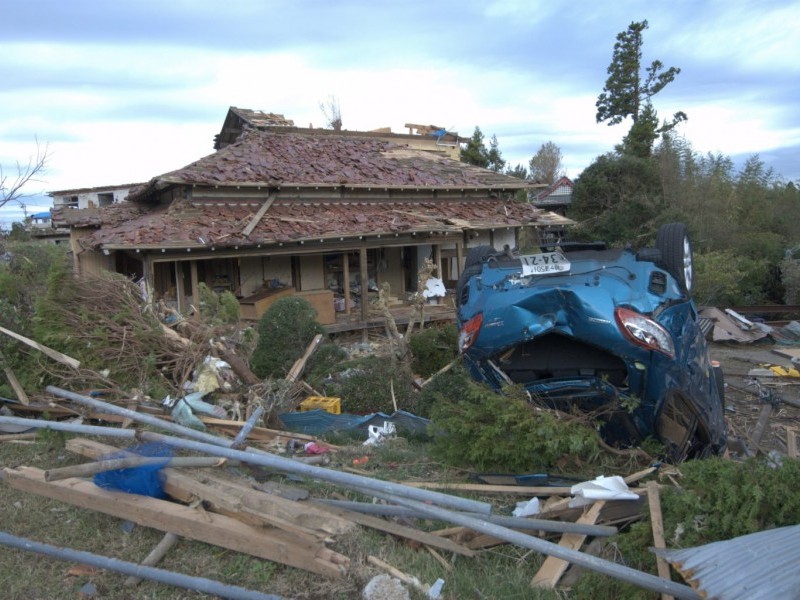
(360, 244), (369, 322)
(646, 481), (674, 600)
(174, 261), (184, 314)
(189, 260), (199, 317)
(434, 244), (443, 304)
(343, 252), (351, 316)
(455, 239), (464, 279)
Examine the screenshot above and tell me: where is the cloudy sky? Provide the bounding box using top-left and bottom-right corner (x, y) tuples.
(1, 0), (798, 228)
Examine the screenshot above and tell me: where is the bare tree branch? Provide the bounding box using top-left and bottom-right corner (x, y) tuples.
(0, 138), (50, 210)
(319, 96), (342, 131)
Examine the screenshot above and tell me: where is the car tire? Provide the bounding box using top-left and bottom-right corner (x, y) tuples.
(656, 223), (693, 293)
(456, 246), (497, 308)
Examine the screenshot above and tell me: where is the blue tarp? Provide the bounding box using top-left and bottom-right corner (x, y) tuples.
(277, 409), (430, 436)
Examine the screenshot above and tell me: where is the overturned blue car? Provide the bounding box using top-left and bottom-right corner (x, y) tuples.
(456, 223), (727, 461)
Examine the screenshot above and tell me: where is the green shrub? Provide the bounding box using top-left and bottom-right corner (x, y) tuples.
(781, 255), (800, 304)
(429, 382), (600, 472)
(414, 361), (471, 419)
(197, 283), (240, 325)
(693, 250), (770, 306)
(250, 296), (324, 379)
(321, 355), (414, 415)
(408, 323), (458, 378)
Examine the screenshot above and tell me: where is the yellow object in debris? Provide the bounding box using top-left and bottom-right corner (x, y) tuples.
(299, 396), (342, 414)
(767, 365), (800, 378)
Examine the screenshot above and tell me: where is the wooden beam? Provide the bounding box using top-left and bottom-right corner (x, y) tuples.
(3, 466), (347, 578)
(241, 193), (276, 237)
(530, 501), (605, 589)
(646, 482), (674, 600)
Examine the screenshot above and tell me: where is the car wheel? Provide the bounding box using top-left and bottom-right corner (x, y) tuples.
(656, 223), (693, 293)
(456, 246), (497, 308)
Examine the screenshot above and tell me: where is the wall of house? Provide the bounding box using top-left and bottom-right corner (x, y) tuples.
(381, 247), (404, 296)
(299, 255), (325, 290)
(239, 255), (293, 297)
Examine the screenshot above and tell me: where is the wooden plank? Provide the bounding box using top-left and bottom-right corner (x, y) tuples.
(3, 367), (29, 405)
(0, 325), (80, 369)
(63, 438), (350, 538)
(750, 404), (773, 454)
(647, 481), (674, 600)
(530, 501), (605, 589)
(2, 466), (347, 578)
(310, 503), (476, 557)
(402, 481), (572, 496)
(242, 193), (276, 236)
(787, 427), (798, 459)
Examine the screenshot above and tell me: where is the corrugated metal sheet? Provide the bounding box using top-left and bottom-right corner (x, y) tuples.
(654, 524), (800, 600)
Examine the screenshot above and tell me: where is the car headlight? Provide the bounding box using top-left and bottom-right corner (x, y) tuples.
(459, 313), (484, 352)
(614, 307), (675, 358)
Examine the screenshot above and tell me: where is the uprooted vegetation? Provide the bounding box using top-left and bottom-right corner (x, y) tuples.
(3, 240), (799, 598)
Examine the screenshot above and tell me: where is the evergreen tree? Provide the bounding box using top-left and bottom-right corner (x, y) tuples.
(460, 126), (490, 168)
(487, 135), (505, 172)
(596, 20), (686, 158)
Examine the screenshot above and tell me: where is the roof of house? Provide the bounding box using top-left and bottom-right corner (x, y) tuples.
(138, 128), (530, 197)
(56, 195), (571, 250)
(54, 125), (570, 251)
(535, 176), (573, 201)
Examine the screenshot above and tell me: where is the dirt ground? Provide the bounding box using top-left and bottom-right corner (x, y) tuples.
(707, 340), (800, 457)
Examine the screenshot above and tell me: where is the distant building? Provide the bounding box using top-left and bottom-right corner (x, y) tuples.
(49, 183), (142, 210)
(530, 176), (573, 216)
(27, 210), (69, 244)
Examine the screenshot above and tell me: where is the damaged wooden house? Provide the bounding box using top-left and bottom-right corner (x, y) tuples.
(53, 107), (572, 332)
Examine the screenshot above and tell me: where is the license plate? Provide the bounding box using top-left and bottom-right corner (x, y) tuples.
(519, 251), (571, 276)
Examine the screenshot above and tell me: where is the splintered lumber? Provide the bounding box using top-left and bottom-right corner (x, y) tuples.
(0, 325), (80, 369)
(285, 334), (323, 383)
(64, 438), (352, 541)
(647, 482), (675, 600)
(531, 501), (606, 588)
(2, 466), (347, 578)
